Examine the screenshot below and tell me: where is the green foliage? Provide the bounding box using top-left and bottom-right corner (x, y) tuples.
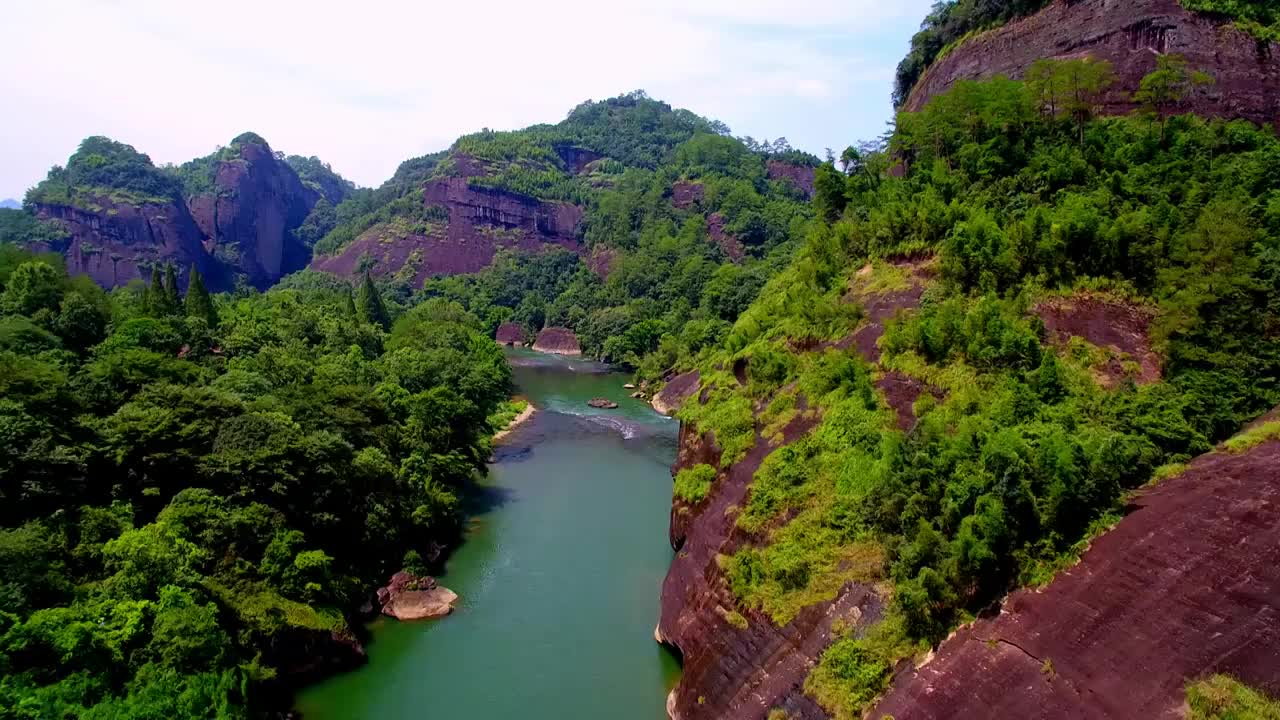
(673, 464), (717, 504)
(0, 258), (509, 716)
(667, 70), (1280, 717)
(357, 270), (392, 330)
(0, 208), (69, 246)
(27, 136), (184, 207)
(1187, 675), (1280, 719)
(1178, 0), (1280, 42)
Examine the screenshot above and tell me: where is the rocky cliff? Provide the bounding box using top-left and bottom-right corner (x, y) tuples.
(187, 139), (320, 289)
(309, 177), (583, 287)
(904, 0), (1280, 124)
(871, 434), (1280, 719)
(32, 194), (223, 291)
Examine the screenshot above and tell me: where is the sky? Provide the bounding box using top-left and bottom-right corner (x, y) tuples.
(0, 0), (934, 200)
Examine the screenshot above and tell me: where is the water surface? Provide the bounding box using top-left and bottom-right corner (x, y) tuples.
(295, 349), (680, 719)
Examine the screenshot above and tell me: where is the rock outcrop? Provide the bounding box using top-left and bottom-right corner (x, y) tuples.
(766, 161), (816, 198)
(376, 572), (457, 621)
(651, 371), (700, 417)
(187, 139), (320, 289)
(659, 416), (881, 720)
(531, 327), (582, 356)
(32, 195), (224, 291)
(495, 322), (529, 346)
(871, 437), (1280, 719)
(904, 0), (1280, 125)
(310, 178), (583, 287)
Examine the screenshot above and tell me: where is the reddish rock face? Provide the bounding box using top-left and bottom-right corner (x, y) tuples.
(904, 0), (1280, 125)
(706, 213), (745, 262)
(554, 144), (603, 175)
(872, 438), (1280, 720)
(495, 322), (528, 346)
(1036, 294), (1162, 387)
(187, 142), (319, 289)
(310, 178), (584, 287)
(587, 246), (619, 279)
(766, 161), (816, 198)
(531, 326), (581, 355)
(671, 182), (705, 210)
(33, 196), (222, 290)
(651, 370), (700, 416)
(659, 415), (882, 720)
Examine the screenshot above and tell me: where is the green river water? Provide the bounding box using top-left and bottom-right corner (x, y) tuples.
(294, 349), (681, 719)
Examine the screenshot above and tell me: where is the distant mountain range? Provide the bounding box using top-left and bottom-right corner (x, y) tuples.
(0, 198), (20, 209)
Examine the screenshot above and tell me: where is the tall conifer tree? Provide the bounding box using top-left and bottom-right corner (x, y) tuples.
(184, 265), (217, 326)
(356, 270), (391, 330)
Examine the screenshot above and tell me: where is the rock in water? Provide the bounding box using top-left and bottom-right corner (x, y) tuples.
(588, 398), (619, 409)
(377, 571), (458, 621)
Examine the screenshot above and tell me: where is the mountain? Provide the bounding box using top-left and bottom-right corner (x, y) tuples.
(17, 133), (354, 291)
(0, 198), (19, 209)
(305, 90), (818, 361)
(651, 3), (1280, 719)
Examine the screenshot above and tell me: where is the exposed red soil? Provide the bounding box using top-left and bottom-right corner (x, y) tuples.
(587, 246), (618, 279)
(904, 0), (1280, 127)
(671, 181), (704, 210)
(1036, 295), (1161, 387)
(707, 212), (745, 262)
(873, 439), (1280, 720)
(876, 371), (941, 431)
(766, 161), (816, 198)
(835, 269), (929, 364)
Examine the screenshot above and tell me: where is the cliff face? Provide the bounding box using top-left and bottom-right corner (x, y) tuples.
(659, 263), (933, 720)
(188, 141), (319, 289)
(33, 195), (222, 290)
(904, 0), (1280, 125)
(659, 417), (883, 720)
(310, 177), (583, 287)
(871, 436), (1280, 719)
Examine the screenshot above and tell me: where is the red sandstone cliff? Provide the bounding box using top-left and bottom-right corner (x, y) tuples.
(310, 177), (583, 287)
(904, 0), (1280, 125)
(32, 195), (223, 291)
(871, 435), (1280, 719)
(187, 140), (319, 289)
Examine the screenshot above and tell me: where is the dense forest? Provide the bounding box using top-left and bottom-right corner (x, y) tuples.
(667, 57), (1280, 716)
(0, 246), (510, 716)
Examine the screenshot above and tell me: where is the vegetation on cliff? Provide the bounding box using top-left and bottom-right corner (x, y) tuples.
(313, 91), (816, 368)
(0, 247), (509, 717)
(674, 60), (1280, 716)
(25, 137), (187, 209)
(1187, 675), (1280, 719)
(894, 0), (1279, 107)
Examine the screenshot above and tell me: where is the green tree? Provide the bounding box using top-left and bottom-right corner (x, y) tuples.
(164, 264), (181, 313)
(0, 261), (63, 318)
(1134, 54), (1215, 140)
(184, 266), (217, 327)
(356, 271), (391, 330)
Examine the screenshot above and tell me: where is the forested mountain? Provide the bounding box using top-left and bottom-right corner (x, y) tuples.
(656, 34), (1280, 720)
(307, 91), (818, 365)
(13, 134), (354, 292)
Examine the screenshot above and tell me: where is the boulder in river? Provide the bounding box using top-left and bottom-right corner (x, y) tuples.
(531, 327), (582, 356)
(377, 571), (458, 621)
(588, 397), (619, 409)
(624, 383), (636, 389)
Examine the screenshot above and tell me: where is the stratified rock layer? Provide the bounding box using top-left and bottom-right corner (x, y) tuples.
(33, 196), (222, 291)
(310, 178), (583, 287)
(904, 0), (1280, 125)
(872, 439), (1280, 719)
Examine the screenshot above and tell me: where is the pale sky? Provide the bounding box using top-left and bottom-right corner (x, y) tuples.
(1, 0), (933, 200)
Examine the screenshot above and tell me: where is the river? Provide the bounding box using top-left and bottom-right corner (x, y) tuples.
(294, 349), (681, 719)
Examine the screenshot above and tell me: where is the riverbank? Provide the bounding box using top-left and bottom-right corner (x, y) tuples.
(492, 402), (537, 443)
(294, 350), (680, 719)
